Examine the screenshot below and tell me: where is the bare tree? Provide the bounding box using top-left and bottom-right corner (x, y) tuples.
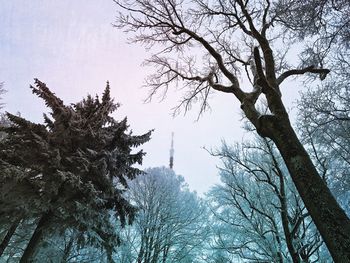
(114, 0), (350, 261)
(115, 167), (207, 263)
(208, 138), (327, 262)
(297, 69), (350, 216)
(275, 0), (350, 62)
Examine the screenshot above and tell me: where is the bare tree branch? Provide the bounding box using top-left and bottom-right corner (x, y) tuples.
(277, 66), (330, 85)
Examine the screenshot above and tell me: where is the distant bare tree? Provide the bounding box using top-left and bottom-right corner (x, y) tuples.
(115, 167), (207, 263)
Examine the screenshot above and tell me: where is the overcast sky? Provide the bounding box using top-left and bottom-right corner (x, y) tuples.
(0, 1), (301, 195)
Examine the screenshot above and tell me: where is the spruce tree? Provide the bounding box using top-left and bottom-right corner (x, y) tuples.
(0, 79), (152, 262)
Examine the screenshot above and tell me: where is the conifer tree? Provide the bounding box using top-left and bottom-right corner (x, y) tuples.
(0, 79), (152, 262)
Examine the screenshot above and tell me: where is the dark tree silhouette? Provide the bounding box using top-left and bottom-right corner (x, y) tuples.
(0, 79), (152, 262)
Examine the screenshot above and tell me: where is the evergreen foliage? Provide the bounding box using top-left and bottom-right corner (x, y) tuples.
(0, 79), (152, 260)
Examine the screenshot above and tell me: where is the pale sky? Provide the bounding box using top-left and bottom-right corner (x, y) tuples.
(0, 0), (300, 194)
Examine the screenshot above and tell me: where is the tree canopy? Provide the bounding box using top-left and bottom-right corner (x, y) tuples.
(1, 1), (350, 262)
(0, 79), (152, 262)
(114, 0), (350, 260)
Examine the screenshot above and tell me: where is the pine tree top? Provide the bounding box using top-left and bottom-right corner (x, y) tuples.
(0, 79), (152, 247)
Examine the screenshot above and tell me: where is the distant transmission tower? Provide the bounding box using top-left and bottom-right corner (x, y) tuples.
(169, 132), (174, 169)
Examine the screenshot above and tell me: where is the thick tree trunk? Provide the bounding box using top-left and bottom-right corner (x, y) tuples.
(259, 116), (350, 262)
(0, 218), (21, 256)
(19, 211), (53, 263)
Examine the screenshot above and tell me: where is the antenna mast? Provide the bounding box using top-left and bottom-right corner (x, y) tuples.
(169, 132), (174, 169)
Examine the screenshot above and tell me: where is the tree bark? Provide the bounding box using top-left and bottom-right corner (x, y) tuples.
(19, 211), (53, 263)
(259, 116), (350, 262)
(0, 218), (21, 256)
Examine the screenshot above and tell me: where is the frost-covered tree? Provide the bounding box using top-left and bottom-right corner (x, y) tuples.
(0, 79), (152, 262)
(27, 229), (110, 263)
(0, 82), (5, 110)
(276, 0), (350, 55)
(114, 167), (208, 263)
(207, 137), (329, 262)
(0, 113), (23, 258)
(297, 70), (350, 217)
(113, 0), (350, 260)
(290, 0), (350, 218)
